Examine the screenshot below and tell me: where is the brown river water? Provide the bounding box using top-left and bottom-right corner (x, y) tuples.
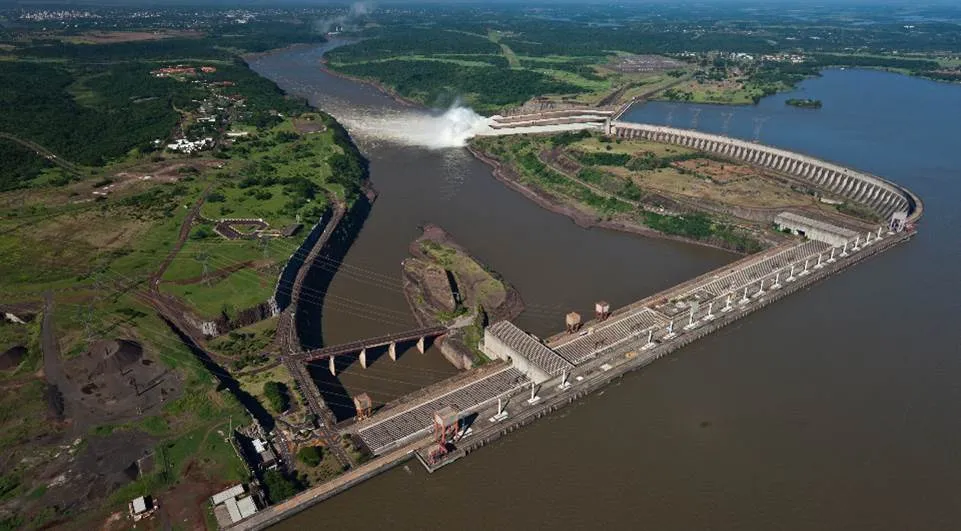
(249, 44), (961, 530)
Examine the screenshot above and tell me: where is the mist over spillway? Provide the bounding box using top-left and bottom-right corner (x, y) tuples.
(341, 105), (493, 149)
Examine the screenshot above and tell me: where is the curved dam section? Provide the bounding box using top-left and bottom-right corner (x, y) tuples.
(609, 121), (922, 223)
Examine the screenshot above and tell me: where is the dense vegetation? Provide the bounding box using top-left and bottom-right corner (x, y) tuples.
(263, 381), (291, 413)
(322, 5), (961, 111)
(297, 446), (323, 467)
(262, 469), (303, 503)
(0, 20), (316, 190)
(0, 140), (53, 191)
(333, 57), (585, 112)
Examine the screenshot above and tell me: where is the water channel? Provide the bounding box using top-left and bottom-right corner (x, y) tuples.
(249, 46), (961, 530)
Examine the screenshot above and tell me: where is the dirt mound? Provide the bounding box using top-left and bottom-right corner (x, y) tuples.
(90, 339), (143, 374)
(0, 345), (26, 370)
(59, 338), (183, 430)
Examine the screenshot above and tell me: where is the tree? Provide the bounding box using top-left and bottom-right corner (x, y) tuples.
(297, 446), (323, 467)
(263, 381), (290, 413)
(262, 469), (301, 503)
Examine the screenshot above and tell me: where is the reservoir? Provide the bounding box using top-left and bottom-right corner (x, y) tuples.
(250, 47), (961, 530)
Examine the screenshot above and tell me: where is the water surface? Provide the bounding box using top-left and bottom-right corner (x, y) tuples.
(249, 51), (961, 530)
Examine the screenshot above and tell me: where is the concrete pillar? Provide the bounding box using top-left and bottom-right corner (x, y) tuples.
(417, 336), (426, 354)
(329, 356), (336, 376)
(388, 342), (397, 361)
(359, 348), (368, 368)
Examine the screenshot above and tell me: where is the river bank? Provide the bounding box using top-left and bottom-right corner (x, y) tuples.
(318, 55), (421, 108)
(466, 143), (767, 255)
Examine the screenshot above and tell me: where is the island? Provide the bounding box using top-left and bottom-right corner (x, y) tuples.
(786, 98), (823, 108)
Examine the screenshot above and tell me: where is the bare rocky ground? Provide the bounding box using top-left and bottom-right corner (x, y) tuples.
(0, 300), (186, 528)
(402, 224), (525, 368)
(60, 339), (184, 432)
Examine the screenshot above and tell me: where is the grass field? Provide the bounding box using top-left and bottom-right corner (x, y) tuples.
(471, 131), (781, 252)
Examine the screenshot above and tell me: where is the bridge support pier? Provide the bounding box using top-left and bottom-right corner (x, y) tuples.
(417, 336), (426, 354)
(388, 342), (397, 361)
(359, 348), (368, 368)
(329, 356), (336, 376)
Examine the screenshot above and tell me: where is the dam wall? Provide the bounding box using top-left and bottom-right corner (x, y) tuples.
(609, 121), (922, 223)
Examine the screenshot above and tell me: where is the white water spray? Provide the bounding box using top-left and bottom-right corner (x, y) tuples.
(344, 104), (493, 149)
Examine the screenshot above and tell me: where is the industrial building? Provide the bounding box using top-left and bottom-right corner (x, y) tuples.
(483, 320), (572, 384)
(774, 212), (859, 246)
(211, 484), (259, 528)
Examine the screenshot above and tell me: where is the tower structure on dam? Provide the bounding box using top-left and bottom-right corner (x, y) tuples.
(606, 121), (922, 224)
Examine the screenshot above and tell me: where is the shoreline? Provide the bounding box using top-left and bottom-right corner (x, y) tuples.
(465, 144), (750, 256)
(318, 56), (422, 108)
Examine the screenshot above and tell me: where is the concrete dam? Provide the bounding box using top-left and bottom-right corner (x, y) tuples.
(608, 121), (920, 221)
(232, 116), (923, 530)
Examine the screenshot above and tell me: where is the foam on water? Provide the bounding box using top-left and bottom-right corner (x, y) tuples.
(343, 104), (493, 149)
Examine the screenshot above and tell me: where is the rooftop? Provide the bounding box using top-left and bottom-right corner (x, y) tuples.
(487, 321), (573, 376)
(211, 484), (245, 505)
(775, 212), (858, 238)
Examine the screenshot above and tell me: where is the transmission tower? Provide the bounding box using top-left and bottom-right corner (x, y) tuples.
(77, 304), (97, 349)
(196, 250), (211, 286)
(260, 236), (270, 259)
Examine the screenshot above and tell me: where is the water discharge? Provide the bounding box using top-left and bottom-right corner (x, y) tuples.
(342, 104), (493, 149)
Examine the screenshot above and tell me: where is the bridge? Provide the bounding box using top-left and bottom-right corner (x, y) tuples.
(291, 325), (448, 375)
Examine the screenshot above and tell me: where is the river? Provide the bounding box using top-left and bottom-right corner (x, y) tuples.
(249, 47), (961, 530)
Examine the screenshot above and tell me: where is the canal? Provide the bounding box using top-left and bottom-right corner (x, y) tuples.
(249, 46), (961, 530)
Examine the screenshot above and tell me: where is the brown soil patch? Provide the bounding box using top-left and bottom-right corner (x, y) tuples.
(293, 118), (327, 134)
(101, 159), (224, 198)
(157, 461), (226, 531)
(673, 158), (757, 183)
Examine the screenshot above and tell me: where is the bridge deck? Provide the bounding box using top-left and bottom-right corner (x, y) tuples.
(294, 325), (447, 361)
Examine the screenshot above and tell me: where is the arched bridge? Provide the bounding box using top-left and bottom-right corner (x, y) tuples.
(290, 325), (448, 375)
